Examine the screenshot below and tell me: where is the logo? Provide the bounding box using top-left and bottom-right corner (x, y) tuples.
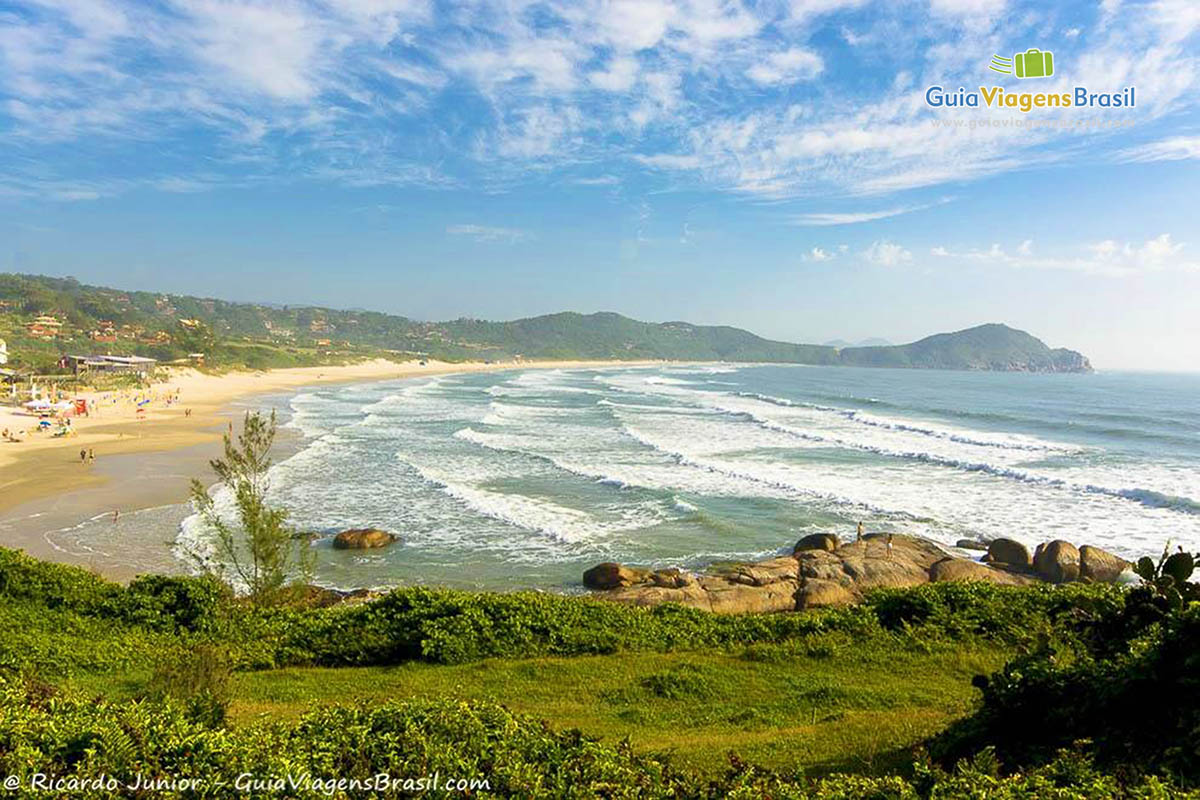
(924, 46), (1134, 113)
(989, 48), (1054, 79)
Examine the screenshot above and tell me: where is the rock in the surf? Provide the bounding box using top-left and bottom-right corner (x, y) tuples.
(956, 539), (988, 551)
(583, 562), (651, 590)
(1079, 545), (1130, 583)
(1033, 539), (1081, 583)
(332, 528), (399, 550)
(794, 533), (840, 553)
(985, 537), (1032, 568)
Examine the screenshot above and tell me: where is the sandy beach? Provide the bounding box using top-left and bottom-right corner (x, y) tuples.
(0, 358), (658, 576)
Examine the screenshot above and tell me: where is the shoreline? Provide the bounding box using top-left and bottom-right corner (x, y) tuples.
(0, 358), (665, 578)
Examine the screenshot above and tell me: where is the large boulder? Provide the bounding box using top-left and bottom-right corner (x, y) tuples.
(332, 528), (399, 550)
(986, 538), (1032, 567)
(929, 557), (1033, 586)
(583, 562), (650, 590)
(1033, 540), (1081, 583)
(956, 539), (988, 552)
(794, 533), (839, 553)
(795, 579), (856, 609)
(1079, 545), (1130, 583)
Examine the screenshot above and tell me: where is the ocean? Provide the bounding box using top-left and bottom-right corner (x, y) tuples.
(166, 364), (1200, 591)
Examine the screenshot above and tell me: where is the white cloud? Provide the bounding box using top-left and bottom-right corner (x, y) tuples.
(446, 223), (530, 243)
(589, 56), (639, 91)
(1, 0), (1197, 203)
(1118, 136), (1200, 163)
(791, 202), (937, 226)
(928, 0), (1007, 16)
(746, 47), (823, 85)
(863, 240), (912, 266)
(804, 246), (833, 261)
(933, 234), (1196, 276)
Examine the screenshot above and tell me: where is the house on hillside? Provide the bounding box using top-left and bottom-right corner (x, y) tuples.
(27, 315), (63, 339)
(0, 338), (8, 365)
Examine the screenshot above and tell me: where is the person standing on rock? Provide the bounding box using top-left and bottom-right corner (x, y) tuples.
(857, 521), (864, 543)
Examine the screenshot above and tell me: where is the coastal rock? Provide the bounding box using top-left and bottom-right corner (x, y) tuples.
(794, 533), (840, 554)
(956, 539), (988, 552)
(795, 579), (856, 609)
(718, 556), (800, 587)
(1079, 545), (1130, 583)
(985, 538), (1032, 568)
(604, 582), (712, 611)
(332, 528), (399, 550)
(796, 534), (947, 593)
(1033, 540), (1081, 583)
(703, 580), (798, 614)
(929, 557), (1033, 586)
(650, 568), (694, 589)
(583, 562), (651, 590)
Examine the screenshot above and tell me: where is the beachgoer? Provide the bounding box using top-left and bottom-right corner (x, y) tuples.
(886, 533), (894, 560)
(80, 448), (87, 464)
(88, 448), (95, 464)
(856, 521), (864, 543)
(112, 509), (119, 524)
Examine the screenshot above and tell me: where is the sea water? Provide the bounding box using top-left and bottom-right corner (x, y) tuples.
(160, 364), (1200, 589)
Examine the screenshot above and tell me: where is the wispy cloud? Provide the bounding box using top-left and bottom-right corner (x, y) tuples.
(446, 224), (531, 243)
(930, 234), (1198, 276)
(0, 0), (1196, 202)
(1118, 135), (1200, 163)
(791, 200), (947, 226)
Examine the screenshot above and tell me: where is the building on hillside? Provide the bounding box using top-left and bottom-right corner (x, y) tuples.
(27, 315), (63, 339)
(63, 354), (158, 377)
(0, 338), (8, 365)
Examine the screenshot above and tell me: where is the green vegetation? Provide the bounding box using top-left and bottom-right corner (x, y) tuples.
(187, 411), (314, 606)
(1, 545), (1196, 796)
(0, 272), (1092, 372)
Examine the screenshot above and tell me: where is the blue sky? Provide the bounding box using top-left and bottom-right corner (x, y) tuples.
(1, 0), (1198, 369)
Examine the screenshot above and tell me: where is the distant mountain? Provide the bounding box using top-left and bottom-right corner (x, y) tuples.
(0, 274), (1092, 373)
(837, 324), (1092, 373)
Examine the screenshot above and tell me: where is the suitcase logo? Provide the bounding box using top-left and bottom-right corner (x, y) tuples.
(989, 48), (1054, 79)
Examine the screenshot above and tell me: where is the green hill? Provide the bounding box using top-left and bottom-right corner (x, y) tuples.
(0, 273), (1091, 372)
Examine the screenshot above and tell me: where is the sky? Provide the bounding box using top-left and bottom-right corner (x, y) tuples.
(1, 0), (1198, 370)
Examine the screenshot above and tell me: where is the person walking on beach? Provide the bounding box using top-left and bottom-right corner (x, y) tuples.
(886, 533), (894, 560)
(80, 448), (87, 464)
(88, 448), (95, 464)
(112, 509), (119, 524)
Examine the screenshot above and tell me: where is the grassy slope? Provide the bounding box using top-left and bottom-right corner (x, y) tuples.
(68, 634), (1009, 777)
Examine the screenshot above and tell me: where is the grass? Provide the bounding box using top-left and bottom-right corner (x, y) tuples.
(68, 630), (1009, 777)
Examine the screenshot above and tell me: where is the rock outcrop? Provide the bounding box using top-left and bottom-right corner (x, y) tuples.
(1034, 539), (1081, 583)
(985, 538), (1032, 568)
(929, 557), (1033, 586)
(332, 528), (399, 550)
(794, 533), (840, 553)
(1079, 545), (1129, 583)
(585, 533), (1131, 614)
(583, 562), (650, 590)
